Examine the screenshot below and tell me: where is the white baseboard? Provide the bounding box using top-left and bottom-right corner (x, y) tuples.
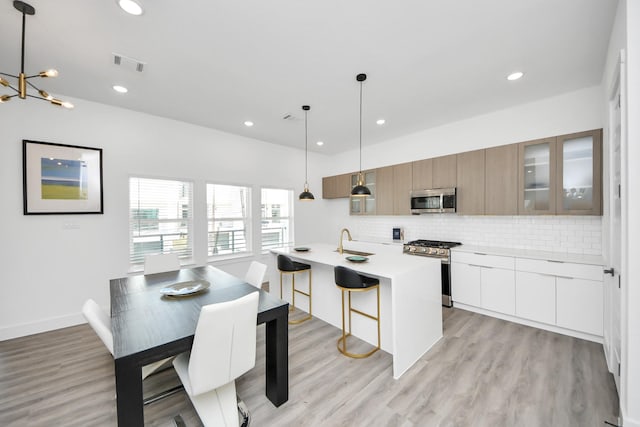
(622, 410), (640, 427)
(0, 313), (86, 341)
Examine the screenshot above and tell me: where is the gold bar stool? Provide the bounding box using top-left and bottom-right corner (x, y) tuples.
(334, 266), (380, 358)
(277, 254), (312, 324)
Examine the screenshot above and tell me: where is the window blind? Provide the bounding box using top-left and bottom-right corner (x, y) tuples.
(129, 177), (193, 266)
(206, 184), (251, 256)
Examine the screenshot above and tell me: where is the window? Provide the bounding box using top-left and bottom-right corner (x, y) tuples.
(129, 177), (193, 267)
(206, 184), (251, 256)
(261, 188), (293, 251)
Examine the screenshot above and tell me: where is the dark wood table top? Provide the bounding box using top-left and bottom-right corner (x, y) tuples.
(110, 265), (287, 360)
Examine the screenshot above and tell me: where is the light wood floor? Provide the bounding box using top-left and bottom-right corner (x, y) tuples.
(0, 308), (618, 427)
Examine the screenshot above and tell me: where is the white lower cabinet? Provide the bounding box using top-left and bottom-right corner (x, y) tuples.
(482, 267), (515, 315)
(451, 262), (481, 306)
(556, 277), (603, 336)
(452, 252), (515, 313)
(515, 271), (556, 325)
(452, 249), (604, 340)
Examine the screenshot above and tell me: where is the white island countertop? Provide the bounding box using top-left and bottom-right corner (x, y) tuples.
(274, 242), (437, 279)
(269, 241), (442, 379)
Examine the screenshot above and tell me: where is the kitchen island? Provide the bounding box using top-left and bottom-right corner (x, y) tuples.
(269, 242), (442, 378)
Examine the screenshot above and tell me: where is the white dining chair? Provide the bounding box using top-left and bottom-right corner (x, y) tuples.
(172, 292), (259, 427)
(244, 261), (267, 289)
(81, 299), (173, 380)
(144, 253), (181, 275)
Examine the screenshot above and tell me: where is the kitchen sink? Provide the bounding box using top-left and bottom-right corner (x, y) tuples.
(335, 249), (374, 256)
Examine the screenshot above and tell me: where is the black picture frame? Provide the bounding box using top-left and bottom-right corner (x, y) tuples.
(23, 140), (104, 215)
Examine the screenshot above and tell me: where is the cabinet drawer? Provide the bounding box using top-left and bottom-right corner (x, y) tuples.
(452, 251), (515, 269)
(515, 258), (603, 281)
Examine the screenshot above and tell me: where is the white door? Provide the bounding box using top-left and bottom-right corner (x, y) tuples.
(604, 52), (624, 392)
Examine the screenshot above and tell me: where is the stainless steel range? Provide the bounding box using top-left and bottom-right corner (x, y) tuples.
(403, 239), (462, 307)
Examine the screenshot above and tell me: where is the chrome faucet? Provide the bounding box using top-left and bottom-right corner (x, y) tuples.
(338, 228), (352, 254)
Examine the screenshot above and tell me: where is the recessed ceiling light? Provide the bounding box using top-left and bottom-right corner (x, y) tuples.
(112, 85), (128, 93)
(117, 0), (143, 16)
(507, 71), (524, 81)
(316, 141), (324, 146)
(376, 119), (386, 125)
(244, 121), (254, 127)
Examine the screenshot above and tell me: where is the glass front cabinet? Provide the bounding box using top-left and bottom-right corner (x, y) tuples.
(350, 170), (376, 215)
(556, 130), (602, 215)
(519, 130), (602, 215)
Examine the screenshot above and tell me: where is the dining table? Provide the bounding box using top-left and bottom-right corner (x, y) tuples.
(110, 265), (289, 427)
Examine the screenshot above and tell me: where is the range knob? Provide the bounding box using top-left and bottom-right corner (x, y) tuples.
(438, 249), (446, 255)
(409, 246), (416, 252)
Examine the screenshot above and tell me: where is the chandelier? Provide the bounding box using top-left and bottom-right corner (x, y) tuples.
(0, 1), (73, 108)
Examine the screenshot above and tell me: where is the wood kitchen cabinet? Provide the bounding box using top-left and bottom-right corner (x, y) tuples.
(393, 163), (413, 215)
(432, 154), (457, 188)
(456, 150), (485, 215)
(350, 170), (376, 215)
(375, 166), (394, 215)
(485, 144), (518, 215)
(556, 129), (602, 215)
(322, 173), (352, 199)
(518, 129), (602, 215)
(376, 163), (413, 215)
(412, 158), (433, 190)
(518, 137), (557, 215)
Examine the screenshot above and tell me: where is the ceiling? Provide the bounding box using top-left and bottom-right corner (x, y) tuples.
(0, 0), (618, 154)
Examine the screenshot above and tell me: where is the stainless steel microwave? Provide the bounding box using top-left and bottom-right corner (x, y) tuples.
(410, 188), (456, 214)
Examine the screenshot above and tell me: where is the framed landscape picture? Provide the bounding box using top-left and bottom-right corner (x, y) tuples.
(23, 140), (104, 215)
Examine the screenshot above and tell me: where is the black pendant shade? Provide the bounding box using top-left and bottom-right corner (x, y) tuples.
(299, 105), (315, 201)
(351, 73), (370, 196)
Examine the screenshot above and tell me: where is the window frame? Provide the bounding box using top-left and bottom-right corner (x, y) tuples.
(206, 182), (253, 260)
(129, 175), (194, 271)
(260, 187), (294, 253)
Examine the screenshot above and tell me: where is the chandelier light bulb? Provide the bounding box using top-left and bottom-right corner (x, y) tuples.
(40, 69), (59, 78)
(62, 101), (74, 109)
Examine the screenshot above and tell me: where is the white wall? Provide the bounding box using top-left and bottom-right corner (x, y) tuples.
(0, 98), (327, 340)
(324, 85), (604, 176)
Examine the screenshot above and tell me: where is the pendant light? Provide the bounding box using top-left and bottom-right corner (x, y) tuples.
(299, 105), (315, 201)
(0, 1), (73, 108)
(351, 73), (371, 196)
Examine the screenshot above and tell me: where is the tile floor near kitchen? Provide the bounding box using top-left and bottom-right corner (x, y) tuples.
(0, 307), (618, 427)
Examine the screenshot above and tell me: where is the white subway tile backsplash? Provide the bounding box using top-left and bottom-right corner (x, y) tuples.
(345, 215), (602, 255)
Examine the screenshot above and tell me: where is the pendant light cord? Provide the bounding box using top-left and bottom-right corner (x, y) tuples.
(304, 108), (309, 184)
(359, 79), (363, 173)
(20, 11), (26, 73)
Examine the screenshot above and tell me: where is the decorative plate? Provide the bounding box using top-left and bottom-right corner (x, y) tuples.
(294, 247), (310, 252)
(160, 280), (210, 297)
(346, 256), (368, 263)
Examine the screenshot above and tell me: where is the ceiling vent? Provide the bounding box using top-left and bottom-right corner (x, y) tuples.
(112, 53), (146, 73)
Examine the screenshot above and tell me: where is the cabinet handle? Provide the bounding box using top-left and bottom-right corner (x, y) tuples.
(546, 259), (564, 263)
(473, 252), (487, 255)
(556, 275), (574, 280)
(468, 264), (492, 269)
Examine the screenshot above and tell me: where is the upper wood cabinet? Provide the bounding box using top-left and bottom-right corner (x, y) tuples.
(321, 128), (602, 216)
(322, 173), (352, 199)
(485, 144), (519, 215)
(393, 163), (413, 215)
(555, 129), (602, 215)
(456, 150), (485, 215)
(375, 163), (412, 215)
(432, 155), (457, 188)
(375, 166), (394, 215)
(518, 137), (557, 215)
(412, 158), (433, 190)
(518, 129), (602, 215)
